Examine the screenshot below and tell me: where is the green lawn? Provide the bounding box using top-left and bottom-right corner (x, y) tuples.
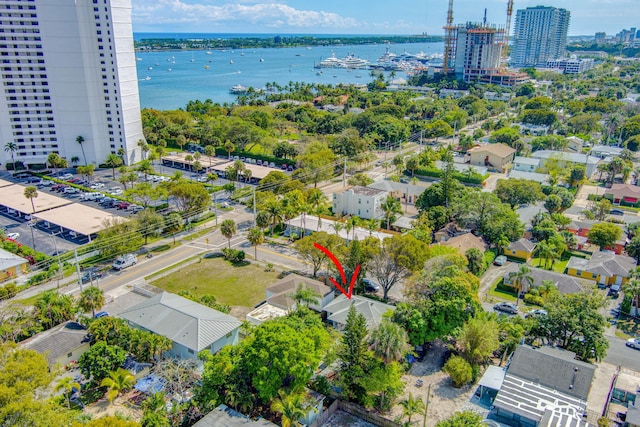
(150, 257), (280, 307)
(529, 258), (568, 273)
(489, 278), (517, 302)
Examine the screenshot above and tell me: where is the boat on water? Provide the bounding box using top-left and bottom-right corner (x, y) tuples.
(204, 65), (210, 69)
(154, 62), (159, 66)
(229, 59), (234, 64)
(144, 76), (151, 80)
(147, 66), (153, 70)
(259, 58), (264, 62)
(206, 51), (212, 55)
(229, 84), (248, 94)
(316, 52), (369, 69)
(167, 68), (172, 72)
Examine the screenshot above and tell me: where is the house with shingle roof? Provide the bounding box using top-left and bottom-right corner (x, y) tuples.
(119, 292), (241, 360)
(468, 143), (516, 172)
(604, 183), (640, 207)
(20, 321), (90, 370)
(565, 251), (636, 286)
(502, 264), (595, 295)
(491, 345), (595, 427)
(323, 295), (395, 330)
(505, 238), (536, 261)
(245, 274), (334, 326)
(440, 232), (487, 255)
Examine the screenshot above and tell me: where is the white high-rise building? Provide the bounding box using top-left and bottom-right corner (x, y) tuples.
(513, 6), (570, 68)
(0, 0), (143, 169)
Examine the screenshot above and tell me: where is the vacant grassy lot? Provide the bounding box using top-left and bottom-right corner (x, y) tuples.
(150, 257), (279, 308)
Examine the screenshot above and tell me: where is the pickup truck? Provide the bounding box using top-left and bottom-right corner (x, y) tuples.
(112, 254), (137, 270)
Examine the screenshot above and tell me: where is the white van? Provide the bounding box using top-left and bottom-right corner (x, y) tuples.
(112, 254), (137, 270)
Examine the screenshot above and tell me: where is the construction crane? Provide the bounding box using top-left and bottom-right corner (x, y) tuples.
(442, 0), (455, 74)
(501, 0), (514, 68)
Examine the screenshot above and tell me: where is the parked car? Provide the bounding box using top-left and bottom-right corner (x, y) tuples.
(626, 338), (640, 349)
(64, 187), (80, 194)
(493, 255), (507, 266)
(281, 164), (287, 170)
(116, 201), (130, 210)
(6, 232), (19, 240)
(525, 309), (548, 318)
(109, 188), (123, 196)
(362, 278), (380, 293)
(609, 284), (621, 298)
(256, 160), (263, 165)
(60, 173), (73, 180)
(610, 209), (624, 216)
(80, 270), (103, 284)
(494, 302), (518, 314)
(112, 253), (137, 270)
(94, 311), (109, 319)
(128, 205), (144, 213)
(90, 182), (105, 189)
(287, 165), (295, 171)
(269, 162), (276, 168)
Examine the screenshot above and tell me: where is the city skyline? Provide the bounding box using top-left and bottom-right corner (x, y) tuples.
(133, 0), (639, 36)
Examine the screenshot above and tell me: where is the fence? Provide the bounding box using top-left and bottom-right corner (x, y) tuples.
(309, 400), (402, 427)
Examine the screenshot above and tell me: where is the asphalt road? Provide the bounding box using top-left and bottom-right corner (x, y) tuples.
(604, 337), (640, 371)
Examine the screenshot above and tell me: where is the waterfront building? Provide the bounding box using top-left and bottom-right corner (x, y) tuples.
(513, 6), (570, 67)
(0, 0), (144, 169)
(453, 22), (503, 82)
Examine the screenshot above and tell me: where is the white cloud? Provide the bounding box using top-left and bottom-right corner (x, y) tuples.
(133, 0), (359, 29)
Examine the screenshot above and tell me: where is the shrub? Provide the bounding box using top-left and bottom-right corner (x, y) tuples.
(310, 375), (332, 396)
(443, 355), (473, 388)
(524, 293), (544, 307)
(222, 248), (245, 263)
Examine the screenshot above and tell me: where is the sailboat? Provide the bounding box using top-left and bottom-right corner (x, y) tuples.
(190, 53), (195, 63)
(229, 59), (234, 64)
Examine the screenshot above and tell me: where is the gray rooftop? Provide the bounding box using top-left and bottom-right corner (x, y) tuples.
(503, 264), (593, 295)
(508, 345), (595, 400)
(368, 180), (427, 197)
(0, 247), (28, 272)
(266, 273), (332, 310)
(119, 292), (241, 352)
(20, 321), (88, 365)
(566, 251), (636, 278)
(193, 404), (276, 427)
(514, 156), (541, 166)
(507, 238), (536, 253)
(531, 150), (599, 165)
(508, 170), (550, 185)
(346, 186), (387, 197)
(323, 294), (395, 329)
(627, 394), (640, 426)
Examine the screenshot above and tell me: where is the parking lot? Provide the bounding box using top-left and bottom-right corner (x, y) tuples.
(0, 211), (80, 256)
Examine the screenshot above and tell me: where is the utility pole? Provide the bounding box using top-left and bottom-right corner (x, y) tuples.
(422, 383), (431, 427)
(74, 249), (83, 291)
(51, 232), (62, 290)
(252, 186), (257, 227)
(342, 157), (347, 188)
(213, 191), (218, 225)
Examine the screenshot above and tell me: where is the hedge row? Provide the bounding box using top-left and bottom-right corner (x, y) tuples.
(414, 166), (488, 185)
(213, 147), (291, 166)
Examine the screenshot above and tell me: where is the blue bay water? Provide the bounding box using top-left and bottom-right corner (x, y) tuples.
(135, 39), (444, 110)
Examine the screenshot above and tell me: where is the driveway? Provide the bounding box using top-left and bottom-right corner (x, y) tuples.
(479, 263), (510, 299)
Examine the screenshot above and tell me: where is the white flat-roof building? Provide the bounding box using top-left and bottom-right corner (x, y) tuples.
(531, 150), (600, 177)
(332, 186), (387, 220)
(0, 0), (144, 168)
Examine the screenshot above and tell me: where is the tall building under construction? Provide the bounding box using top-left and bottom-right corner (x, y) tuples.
(453, 22), (503, 82)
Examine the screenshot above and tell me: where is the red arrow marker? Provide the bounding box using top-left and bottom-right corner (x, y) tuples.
(314, 242), (360, 299)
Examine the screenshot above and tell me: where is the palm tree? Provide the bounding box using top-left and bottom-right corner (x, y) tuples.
(264, 197), (284, 236)
(204, 145), (216, 169)
(289, 283), (320, 310)
(331, 221), (344, 237)
(347, 215), (360, 241)
(224, 140), (235, 159)
(496, 234), (511, 255)
(24, 186), (38, 251)
(137, 139), (149, 160)
(100, 368), (136, 404)
(381, 196), (402, 230)
(247, 227), (264, 260)
(55, 377), (81, 409)
(70, 156), (80, 167)
(623, 279), (640, 317)
(509, 265), (533, 306)
(369, 320), (410, 363)
(220, 219), (237, 248)
(270, 391), (308, 427)
(105, 153), (123, 179)
(535, 241), (557, 270)
(365, 218), (379, 236)
(78, 286), (105, 317)
(4, 141), (17, 169)
(76, 135), (87, 165)
(398, 393), (425, 426)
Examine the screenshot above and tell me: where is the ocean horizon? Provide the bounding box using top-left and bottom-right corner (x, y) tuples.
(133, 32), (427, 41)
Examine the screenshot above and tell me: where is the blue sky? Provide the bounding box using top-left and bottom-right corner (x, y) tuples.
(132, 0), (639, 36)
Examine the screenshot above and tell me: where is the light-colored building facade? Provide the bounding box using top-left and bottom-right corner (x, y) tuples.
(546, 57), (595, 74)
(332, 186), (387, 220)
(467, 143), (516, 172)
(0, 0), (144, 168)
(513, 6), (570, 67)
(530, 150), (599, 177)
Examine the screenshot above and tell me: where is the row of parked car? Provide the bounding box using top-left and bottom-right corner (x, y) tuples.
(230, 156), (295, 172)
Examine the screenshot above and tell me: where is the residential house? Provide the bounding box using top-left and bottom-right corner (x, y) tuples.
(518, 123), (549, 136)
(323, 295), (395, 330)
(193, 404), (277, 427)
(491, 345), (595, 427)
(565, 136), (585, 153)
(512, 156), (541, 173)
(590, 145), (623, 159)
(119, 292), (242, 360)
(567, 219), (627, 254)
(20, 321), (90, 370)
(484, 91), (512, 101)
(505, 238), (536, 261)
(441, 232), (487, 255)
(467, 143), (516, 172)
(332, 186), (387, 220)
(604, 183), (640, 207)
(508, 167), (550, 184)
(502, 264), (595, 294)
(368, 180), (427, 207)
(439, 89), (470, 99)
(530, 150), (600, 177)
(565, 251), (636, 286)
(246, 274), (334, 326)
(0, 247), (28, 281)
(434, 222), (468, 243)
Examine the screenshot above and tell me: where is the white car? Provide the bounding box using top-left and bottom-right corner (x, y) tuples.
(109, 188), (123, 196)
(90, 183), (105, 189)
(627, 338), (640, 350)
(6, 232), (19, 240)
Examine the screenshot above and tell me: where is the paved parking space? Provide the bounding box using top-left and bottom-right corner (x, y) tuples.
(0, 211), (80, 255)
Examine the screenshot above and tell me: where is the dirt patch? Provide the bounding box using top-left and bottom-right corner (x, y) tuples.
(389, 340), (479, 426)
(83, 393), (142, 421)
